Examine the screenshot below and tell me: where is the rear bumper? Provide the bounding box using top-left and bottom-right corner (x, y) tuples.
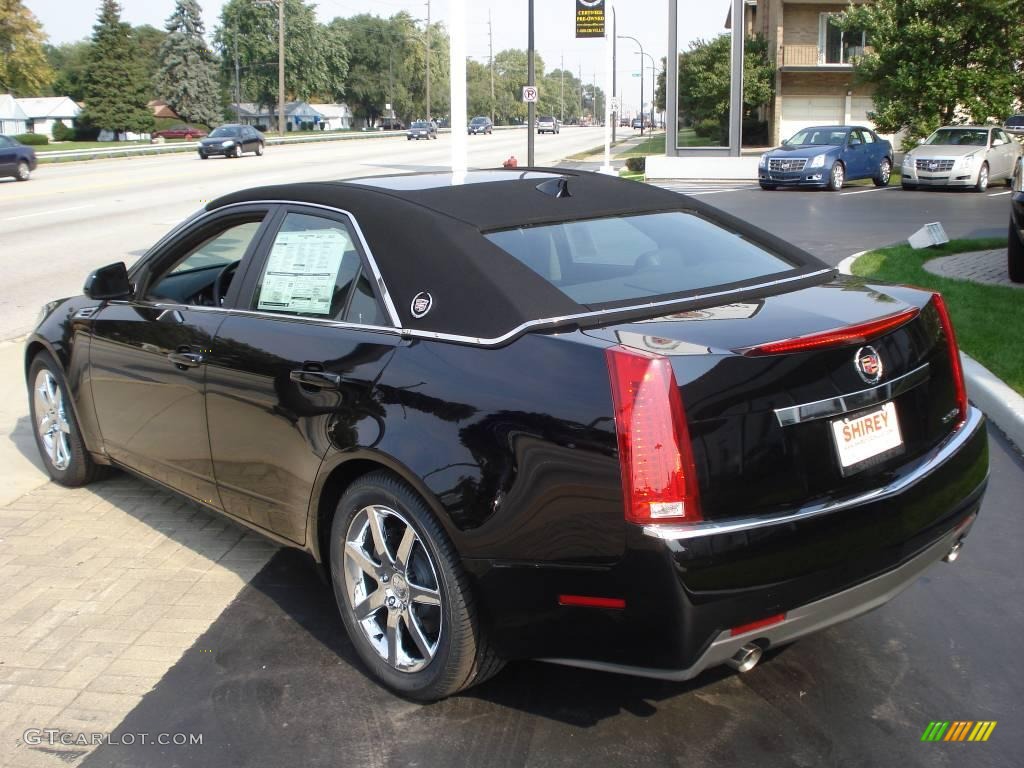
(543, 516), (972, 681)
(468, 407), (988, 675)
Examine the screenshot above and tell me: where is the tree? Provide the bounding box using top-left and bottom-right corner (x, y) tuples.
(674, 34), (774, 143)
(0, 0), (53, 95)
(215, 0), (347, 118)
(841, 0), (1024, 142)
(155, 0), (220, 126)
(45, 41), (90, 100)
(132, 24), (166, 94)
(80, 0), (154, 134)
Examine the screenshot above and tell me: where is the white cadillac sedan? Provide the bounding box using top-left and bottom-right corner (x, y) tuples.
(901, 125), (1021, 192)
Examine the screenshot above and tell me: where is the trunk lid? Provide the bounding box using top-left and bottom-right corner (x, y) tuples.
(584, 280), (961, 521)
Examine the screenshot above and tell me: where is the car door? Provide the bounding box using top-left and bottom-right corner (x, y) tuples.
(87, 206), (275, 505)
(0, 136), (15, 175)
(204, 205), (400, 543)
(993, 129), (1018, 179)
(844, 129), (868, 178)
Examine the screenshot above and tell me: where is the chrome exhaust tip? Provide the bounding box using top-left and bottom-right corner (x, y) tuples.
(726, 643), (763, 673)
(943, 541), (963, 563)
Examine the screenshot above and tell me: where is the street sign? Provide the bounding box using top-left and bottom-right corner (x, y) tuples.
(522, 86), (538, 103)
(575, 0), (605, 39)
(609, 97), (620, 112)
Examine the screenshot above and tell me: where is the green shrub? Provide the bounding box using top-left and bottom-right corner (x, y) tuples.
(14, 133), (48, 145)
(51, 120), (76, 142)
(73, 126), (101, 141)
(625, 156), (646, 173)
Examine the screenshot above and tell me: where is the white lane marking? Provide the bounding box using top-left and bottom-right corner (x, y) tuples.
(2, 203), (95, 222)
(840, 186), (899, 196)
(987, 191), (1012, 197)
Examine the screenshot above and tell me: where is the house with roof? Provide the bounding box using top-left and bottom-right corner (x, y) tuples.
(733, 0), (891, 145)
(16, 96), (81, 139)
(0, 94), (29, 135)
(230, 101), (352, 131)
(308, 104), (353, 131)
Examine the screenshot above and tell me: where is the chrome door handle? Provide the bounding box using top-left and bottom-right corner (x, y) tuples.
(168, 350), (204, 369)
(290, 370), (342, 390)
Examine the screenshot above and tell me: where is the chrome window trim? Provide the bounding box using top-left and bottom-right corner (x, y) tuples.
(123, 198), (835, 348)
(643, 405), (984, 542)
(774, 362), (930, 427)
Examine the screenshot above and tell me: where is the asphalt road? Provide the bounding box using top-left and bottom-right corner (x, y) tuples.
(81, 431), (1023, 768)
(0, 127), (606, 341)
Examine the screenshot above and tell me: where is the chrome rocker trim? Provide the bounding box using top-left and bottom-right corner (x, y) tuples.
(774, 363), (930, 427)
(542, 519), (970, 682)
(643, 405), (984, 542)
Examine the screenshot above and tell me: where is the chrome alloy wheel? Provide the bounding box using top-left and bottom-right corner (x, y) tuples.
(343, 505), (442, 673)
(33, 369), (71, 470)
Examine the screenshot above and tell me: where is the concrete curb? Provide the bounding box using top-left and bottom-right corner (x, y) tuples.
(840, 250), (1024, 452)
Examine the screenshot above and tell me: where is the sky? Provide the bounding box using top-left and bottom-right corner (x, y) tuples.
(23, 0), (732, 114)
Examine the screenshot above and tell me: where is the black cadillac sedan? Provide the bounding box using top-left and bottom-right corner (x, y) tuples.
(26, 169), (988, 701)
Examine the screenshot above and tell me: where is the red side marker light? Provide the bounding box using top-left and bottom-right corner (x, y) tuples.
(730, 613), (786, 637)
(558, 595), (627, 610)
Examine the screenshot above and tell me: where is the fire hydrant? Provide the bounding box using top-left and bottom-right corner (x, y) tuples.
(503, 155), (518, 168)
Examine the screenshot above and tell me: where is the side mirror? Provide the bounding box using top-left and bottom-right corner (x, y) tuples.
(84, 262), (132, 300)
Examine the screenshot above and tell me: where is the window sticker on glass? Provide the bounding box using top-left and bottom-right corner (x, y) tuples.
(257, 229), (349, 315)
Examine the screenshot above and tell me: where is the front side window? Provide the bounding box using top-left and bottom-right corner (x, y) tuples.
(0, 136), (11, 148)
(485, 212), (798, 307)
(253, 212), (361, 319)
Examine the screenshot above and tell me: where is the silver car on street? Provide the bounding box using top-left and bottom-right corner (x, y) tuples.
(901, 125), (1021, 192)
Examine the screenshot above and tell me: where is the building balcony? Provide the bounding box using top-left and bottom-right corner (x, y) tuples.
(781, 44), (868, 70)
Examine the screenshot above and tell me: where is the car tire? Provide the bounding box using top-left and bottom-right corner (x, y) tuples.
(975, 162), (989, 192)
(873, 158), (892, 187)
(1009, 220), (1024, 283)
(759, 183), (777, 191)
(28, 352), (108, 487)
(232, 145), (242, 159)
(901, 181), (916, 190)
(255, 142), (264, 156)
(827, 162), (845, 191)
(198, 153), (208, 160)
(329, 470), (503, 701)
(15, 160), (30, 181)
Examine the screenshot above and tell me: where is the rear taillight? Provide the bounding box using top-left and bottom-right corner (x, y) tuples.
(605, 345), (701, 525)
(744, 307), (920, 355)
(930, 292), (968, 428)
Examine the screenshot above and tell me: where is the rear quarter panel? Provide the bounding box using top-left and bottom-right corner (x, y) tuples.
(319, 331), (624, 564)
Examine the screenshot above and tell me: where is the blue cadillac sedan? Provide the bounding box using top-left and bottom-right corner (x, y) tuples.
(759, 125), (893, 192)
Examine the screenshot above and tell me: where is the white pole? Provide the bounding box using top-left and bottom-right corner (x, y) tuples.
(449, 0), (468, 182)
(599, 2), (614, 175)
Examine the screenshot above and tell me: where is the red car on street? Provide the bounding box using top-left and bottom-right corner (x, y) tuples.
(152, 124), (207, 140)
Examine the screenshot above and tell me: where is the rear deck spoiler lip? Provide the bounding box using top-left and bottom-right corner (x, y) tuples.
(641, 405), (985, 541)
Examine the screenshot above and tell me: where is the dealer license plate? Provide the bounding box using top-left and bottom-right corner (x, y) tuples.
(831, 402), (903, 474)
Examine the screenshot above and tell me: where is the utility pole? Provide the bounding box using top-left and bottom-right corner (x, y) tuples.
(617, 34), (644, 135)
(611, 6), (617, 142)
(560, 53), (564, 123)
(425, 0), (431, 120)
(527, 0), (535, 166)
(579, 62), (583, 119)
(489, 10), (494, 123)
(277, 0), (284, 135)
(233, 19), (241, 123)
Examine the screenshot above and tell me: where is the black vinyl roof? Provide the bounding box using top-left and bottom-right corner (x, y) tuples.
(209, 169), (829, 341)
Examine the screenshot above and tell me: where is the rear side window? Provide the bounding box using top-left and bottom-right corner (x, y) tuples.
(254, 212), (360, 318)
(485, 212), (797, 307)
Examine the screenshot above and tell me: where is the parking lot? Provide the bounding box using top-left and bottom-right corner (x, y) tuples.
(1, 142), (1022, 767)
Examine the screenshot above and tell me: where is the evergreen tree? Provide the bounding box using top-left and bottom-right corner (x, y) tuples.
(155, 0), (220, 126)
(81, 0), (153, 134)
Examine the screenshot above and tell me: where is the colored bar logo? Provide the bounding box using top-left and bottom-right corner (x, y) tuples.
(921, 721), (997, 742)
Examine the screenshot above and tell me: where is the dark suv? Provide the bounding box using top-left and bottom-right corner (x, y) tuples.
(469, 116), (493, 135)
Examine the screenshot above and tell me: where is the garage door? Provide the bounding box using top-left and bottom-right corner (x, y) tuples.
(779, 96), (844, 141)
(850, 96), (898, 145)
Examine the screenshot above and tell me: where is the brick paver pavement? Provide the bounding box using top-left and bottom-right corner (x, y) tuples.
(923, 248), (1023, 288)
(0, 475), (278, 767)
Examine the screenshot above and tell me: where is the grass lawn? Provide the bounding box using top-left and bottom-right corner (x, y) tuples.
(851, 238), (1022, 395)
(35, 139), (193, 153)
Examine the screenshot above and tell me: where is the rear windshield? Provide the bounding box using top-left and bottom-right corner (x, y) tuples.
(1006, 116), (1024, 127)
(485, 211), (798, 307)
